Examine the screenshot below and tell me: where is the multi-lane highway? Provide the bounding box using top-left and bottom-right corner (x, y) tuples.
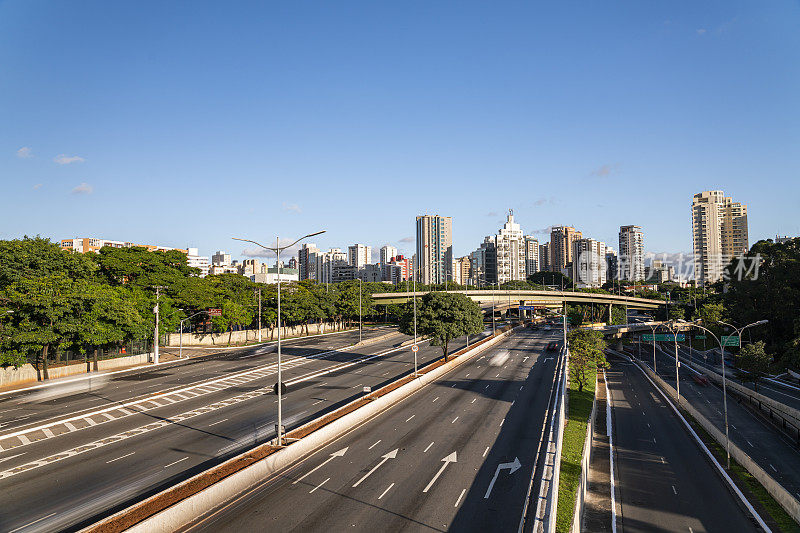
(0, 327), (490, 532)
(188, 327), (561, 533)
(605, 352), (760, 532)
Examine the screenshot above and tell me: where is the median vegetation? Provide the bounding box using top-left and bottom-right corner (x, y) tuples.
(556, 329), (607, 533)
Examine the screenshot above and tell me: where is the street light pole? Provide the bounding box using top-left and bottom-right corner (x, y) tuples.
(258, 288), (262, 343)
(179, 310), (209, 359)
(358, 278), (363, 344)
(691, 323), (731, 468)
(153, 286), (165, 365)
(233, 230), (325, 447)
(413, 262), (418, 377)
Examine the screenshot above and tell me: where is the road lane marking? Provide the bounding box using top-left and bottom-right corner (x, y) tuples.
(164, 457), (188, 469)
(292, 448), (348, 485)
(485, 385), (490, 389)
(423, 452), (457, 493)
(378, 482), (394, 499)
(483, 446), (490, 458)
(471, 398), (476, 404)
(495, 374), (500, 378)
(8, 512), (56, 533)
(368, 440), (381, 450)
(432, 397), (439, 403)
(452, 416), (459, 423)
(500, 419), (505, 427)
(352, 449), (398, 487)
(424, 442), (434, 453)
(208, 419), (228, 427)
(465, 373), (470, 377)
(519, 386), (524, 391)
(672, 485), (677, 495)
(746, 439), (754, 447)
(455, 488), (466, 506)
(312, 400), (323, 405)
(106, 452), (135, 463)
(451, 384), (456, 388)
(309, 477), (330, 493)
(405, 415), (415, 422)
(770, 464), (777, 472)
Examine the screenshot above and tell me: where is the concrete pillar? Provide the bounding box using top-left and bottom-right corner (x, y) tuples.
(608, 303), (613, 324)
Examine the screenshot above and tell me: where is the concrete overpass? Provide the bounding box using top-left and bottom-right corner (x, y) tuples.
(372, 289), (664, 311)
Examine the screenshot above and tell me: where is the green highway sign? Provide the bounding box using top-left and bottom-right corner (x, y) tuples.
(695, 335), (707, 340)
(722, 335), (740, 347)
(643, 333), (685, 342)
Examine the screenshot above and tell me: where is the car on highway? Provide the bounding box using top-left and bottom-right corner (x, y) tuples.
(546, 341), (561, 351)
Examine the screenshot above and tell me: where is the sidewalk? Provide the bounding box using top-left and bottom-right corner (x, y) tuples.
(583, 369), (613, 532)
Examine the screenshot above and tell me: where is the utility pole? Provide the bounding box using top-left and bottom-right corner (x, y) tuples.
(257, 288), (262, 343)
(153, 286), (165, 365)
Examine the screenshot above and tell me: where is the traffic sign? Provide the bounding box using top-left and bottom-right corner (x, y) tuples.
(411, 344), (419, 352)
(643, 333), (685, 342)
(273, 381), (287, 395)
(209, 308), (222, 317)
(518, 306), (537, 311)
(722, 335), (740, 347)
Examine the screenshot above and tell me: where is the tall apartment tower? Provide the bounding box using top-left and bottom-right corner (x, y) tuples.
(298, 243), (319, 280)
(416, 215), (453, 285)
(495, 210), (526, 284)
(524, 236), (540, 277)
(212, 251), (232, 267)
(539, 243), (550, 272)
(692, 190), (749, 286)
(572, 238), (608, 288)
(618, 225), (645, 281)
(347, 244), (372, 268)
(549, 226), (582, 273)
(380, 245), (398, 265)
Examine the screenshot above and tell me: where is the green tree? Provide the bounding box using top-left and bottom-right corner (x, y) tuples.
(398, 292), (483, 361)
(567, 329), (607, 392)
(0, 236), (96, 289)
(737, 341), (771, 392)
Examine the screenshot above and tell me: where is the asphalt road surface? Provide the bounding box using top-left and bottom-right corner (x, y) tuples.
(605, 352), (760, 532)
(0, 327), (491, 532)
(188, 328), (561, 533)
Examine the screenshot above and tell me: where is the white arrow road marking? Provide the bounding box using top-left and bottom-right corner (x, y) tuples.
(423, 452), (457, 493)
(293, 447), (349, 485)
(352, 449), (398, 487)
(484, 457), (522, 499)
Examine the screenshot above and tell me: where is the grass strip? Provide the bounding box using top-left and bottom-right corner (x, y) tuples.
(555, 365), (597, 533)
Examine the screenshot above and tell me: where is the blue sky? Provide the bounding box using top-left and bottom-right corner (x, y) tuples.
(2, 1), (798, 263)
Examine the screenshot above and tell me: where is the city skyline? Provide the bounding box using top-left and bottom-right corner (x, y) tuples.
(2, 2), (799, 261)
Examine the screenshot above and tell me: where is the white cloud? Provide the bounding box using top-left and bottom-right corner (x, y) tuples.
(398, 237), (414, 244)
(32, 183), (42, 190)
(71, 182), (93, 195)
(17, 147), (33, 158)
(696, 28), (707, 36)
(486, 211), (498, 217)
(590, 163), (620, 177)
(282, 202), (301, 213)
(54, 154), (85, 165)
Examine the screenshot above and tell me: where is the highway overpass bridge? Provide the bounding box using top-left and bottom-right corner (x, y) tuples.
(372, 289), (664, 312)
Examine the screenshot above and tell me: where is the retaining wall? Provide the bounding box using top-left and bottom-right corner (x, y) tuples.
(166, 322), (345, 346)
(0, 353), (153, 389)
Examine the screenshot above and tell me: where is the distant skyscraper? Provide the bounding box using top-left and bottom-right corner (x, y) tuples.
(298, 243), (319, 280)
(316, 248), (348, 284)
(348, 244), (372, 268)
(212, 250), (232, 267)
(288, 257), (297, 270)
(572, 238), (608, 288)
(494, 210), (526, 284)
(539, 243), (550, 272)
(549, 226), (582, 273)
(524, 236), (539, 277)
(187, 248), (210, 278)
(380, 245), (398, 265)
(416, 215), (453, 285)
(618, 225), (644, 281)
(692, 190), (749, 286)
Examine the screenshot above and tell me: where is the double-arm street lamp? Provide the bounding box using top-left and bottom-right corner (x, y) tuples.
(718, 320), (768, 365)
(478, 277), (497, 336)
(233, 230), (326, 446)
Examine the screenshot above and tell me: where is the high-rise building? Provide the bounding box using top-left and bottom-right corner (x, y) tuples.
(298, 243), (319, 280)
(316, 248), (348, 284)
(60, 237), (188, 255)
(524, 236), (539, 278)
(380, 245), (398, 265)
(572, 238), (608, 288)
(211, 251), (232, 267)
(691, 190), (749, 286)
(618, 225), (645, 281)
(494, 210), (526, 284)
(187, 248), (210, 277)
(539, 243), (550, 272)
(384, 254), (411, 282)
(549, 226), (582, 273)
(288, 257), (298, 270)
(605, 248), (618, 281)
(348, 244), (372, 269)
(241, 259), (261, 277)
(416, 215), (453, 285)
(473, 237), (497, 285)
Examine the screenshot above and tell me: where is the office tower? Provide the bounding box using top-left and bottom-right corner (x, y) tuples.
(618, 225), (645, 281)
(605, 248), (618, 281)
(298, 243), (319, 280)
(692, 190), (749, 286)
(415, 215), (453, 285)
(494, 210), (526, 284)
(211, 250), (232, 267)
(316, 248), (348, 284)
(347, 244), (372, 269)
(380, 245), (398, 265)
(549, 226), (582, 273)
(539, 243), (550, 272)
